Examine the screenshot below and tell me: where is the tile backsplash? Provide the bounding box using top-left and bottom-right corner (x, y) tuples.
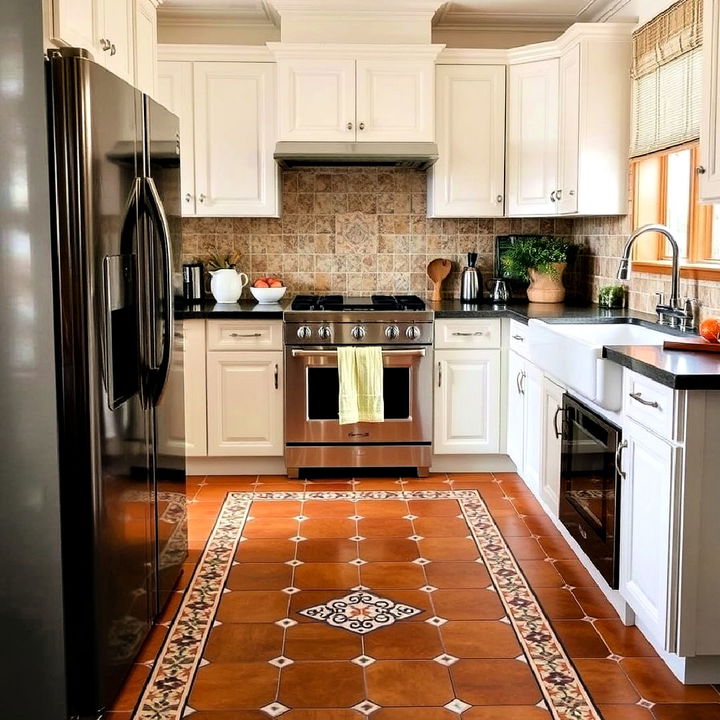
(182, 167), (573, 299)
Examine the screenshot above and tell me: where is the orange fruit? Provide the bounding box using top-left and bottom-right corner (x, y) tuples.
(699, 317), (720, 343)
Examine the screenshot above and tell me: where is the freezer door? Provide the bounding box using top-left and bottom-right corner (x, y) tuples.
(48, 49), (156, 716)
(144, 96), (188, 613)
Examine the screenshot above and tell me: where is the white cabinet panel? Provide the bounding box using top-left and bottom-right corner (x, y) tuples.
(52, 0), (96, 50)
(277, 59), (356, 141)
(540, 376), (564, 516)
(156, 329), (187, 459)
(207, 351), (283, 456)
(157, 61), (196, 216)
(429, 64), (505, 218)
(621, 418), (679, 648)
(434, 349), (501, 454)
(355, 60), (434, 142)
(522, 361), (543, 496)
(193, 62), (278, 217)
(182, 320), (207, 457)
(557, 45), (580, 214)
(134, 0), (157, 98)
(701, 0), (720, 201)
(98, 0), (134, 84)
(507, 58), (559, 216)
(507, 349), (525, 473)
(434, 318), (501, 350)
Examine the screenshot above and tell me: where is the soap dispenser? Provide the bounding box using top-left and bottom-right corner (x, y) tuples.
(460, 252), (482, 303)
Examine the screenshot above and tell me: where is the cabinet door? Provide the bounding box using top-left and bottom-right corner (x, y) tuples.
(207, 351), (283, 456)
(134, 0), (157, 98)
(157, 61), (196, 215)
(540, 376), (564, 516)
(522, 361), (543, 497)
(620, 419), (678, 649)
(194, 62), (278, 217)
(700, 0), (720, 201)
(434, 349), (501, 454)
(277, 59), (356, 141)
(507, 58), (559, 216)
(182, 320), (207, 457)
(429, 65), (505, 218)
(506, 350), (525, 474)
(356, 60), (434, 142)
(52, 0), (96, 50)
(557, 45), (580, 214)
(99, 0), (135, 84)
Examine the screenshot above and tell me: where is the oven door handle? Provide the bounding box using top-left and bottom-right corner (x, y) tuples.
(615, 439), (628, 479)
(290, 348), (427, 358)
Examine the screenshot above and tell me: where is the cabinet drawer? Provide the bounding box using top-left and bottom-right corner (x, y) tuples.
(623, 369), (678, 441)
(435, 319), (501, 349)
(508, 319), (531, 359)
(207, 320), (282, 351)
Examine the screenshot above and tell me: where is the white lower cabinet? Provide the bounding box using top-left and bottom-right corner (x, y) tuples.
(206, 351), (283, 456)
(540, 376), (564, 516)
(433, 349), (501, 454)
(182, 319), (208, 457)
(620, 417), (678, 648)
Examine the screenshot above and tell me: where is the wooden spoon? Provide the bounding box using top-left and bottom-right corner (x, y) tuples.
(427, 258), (452, 302)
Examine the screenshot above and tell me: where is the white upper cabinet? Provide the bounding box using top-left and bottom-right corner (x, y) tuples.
(52, 0), (96, 50)
(157, 61), (196, 215)
(277, 59), (356, 141)
(193, 62), (279, 217)
(429, 64), (506, 218)
(96, 0), (135, 84)
(134, 0), (158, 97)
(557, 44), (580, 214)
(506, 58), (559, 216)
(700, 0), (720, 202)
(355, 60), (434, 141)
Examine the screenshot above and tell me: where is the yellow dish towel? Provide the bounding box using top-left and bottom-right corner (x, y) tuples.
(337, 346), (385, 425)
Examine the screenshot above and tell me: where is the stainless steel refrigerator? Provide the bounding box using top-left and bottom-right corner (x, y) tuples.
(47, 47), (187, 717)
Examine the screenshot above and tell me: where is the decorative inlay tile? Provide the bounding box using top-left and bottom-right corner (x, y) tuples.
(293, 515), (308, 522)
(281, 587), (301, 595)
(275, 618), (298, 628)
(285, 559), (303, 567)
(351, 700), (381, 715)
(348, 514), (364, 521)
(268, 656), (294, 668)
(297, 591), (423, 635)
(351, 584), (370, 591)
(474, 558), (485, 565)
(351, 654), (377, 667)
(425, 616), (448, 627)
(348, 558), (367, 566)
(444, 698), (472, 714)
(260, 701), (290, 717)
(408, 534), (424, 541)
(433, 653), (459, 666)
(412, 557), (431, 565)
(402, 514), (418, 520)
(607, 653), (624, 662)
(515, 653), (528, 663)
(289, 535), (307, 542)
(582, 616), (595, 622)
(350, 535), (366, 541)
(420, 585), (438, 593)
(182, 707), (195, 717)
(198, 658), (210, 668)
(638, 699), (655, 708)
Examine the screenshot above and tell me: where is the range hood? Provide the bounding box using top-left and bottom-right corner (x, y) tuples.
(274, 141), (438, 170)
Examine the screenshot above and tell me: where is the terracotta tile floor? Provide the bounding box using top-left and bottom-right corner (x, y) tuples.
(107, 472), (720, 720)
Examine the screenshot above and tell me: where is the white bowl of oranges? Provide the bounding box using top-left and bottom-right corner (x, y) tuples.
(249, 276), (286, 304)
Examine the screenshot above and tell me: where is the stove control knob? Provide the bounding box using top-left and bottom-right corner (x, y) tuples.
(318, 325), (332, 341)
(296, 325), (312, 339)
(351, 325), (366, 341)
(406, 325), (421, 340)
(385, 325), (400, 340)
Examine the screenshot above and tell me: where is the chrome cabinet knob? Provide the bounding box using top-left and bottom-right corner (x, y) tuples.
(358, 122), (365, 130)
(556, 189), (563, 200)
(346, 122), (353, 130)
(184, 193), (192, 203)
(351, 325), (366, 340)
(99, 38), (110, 51)
(385, 325), (400, 340)
(406, 325), (421, 340)
(697, 166), (707, 175)
(198, 193), (206, 203)
(496, 194), (503, 203)
(109, 43), (116, 56)
(296, 326), (312, 339)
(550, 190), (556, 202)
(318, 326), (331, 340)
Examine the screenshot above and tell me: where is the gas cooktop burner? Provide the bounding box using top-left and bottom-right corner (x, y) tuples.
(291, 294), (426, 311)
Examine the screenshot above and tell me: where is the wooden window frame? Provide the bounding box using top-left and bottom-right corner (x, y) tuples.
(630, 141), (719, 280)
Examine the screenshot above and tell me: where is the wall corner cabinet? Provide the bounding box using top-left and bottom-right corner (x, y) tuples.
(700, 0), (720, 202)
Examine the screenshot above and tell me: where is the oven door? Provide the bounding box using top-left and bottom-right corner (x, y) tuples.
(559, 394), (621, 588)
(285, 346), (432, 445)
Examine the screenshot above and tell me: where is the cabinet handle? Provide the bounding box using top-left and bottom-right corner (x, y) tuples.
(99, 38), (110, 51)
(184, 193), (192, 203)
(516, 370), (523, 395)
(556, 189), (563, 200)
(615, 439), (628, 479)
(628, 391), (659, 408)
(438, 361), (442, 388)
(512, 334), (525, 341)
(550, 191), (556, 202)
(274, 363), (279, 390)
(109, 43), (116, 56)
(496, 194), (503, 203)
(230, 332), (262, 338)
(347, 122), (353, 130)
(358, 122), (365, 130)
(697, 166), (707, 175)
(199, 193), (206, 203)
(520, 370), (526, 394)
(553, 405), (563, 439)
(569, 190), (575, 196)
(452, 331), (484, 337)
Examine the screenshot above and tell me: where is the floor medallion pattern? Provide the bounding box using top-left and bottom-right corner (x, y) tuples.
(132, 489), (603, 720)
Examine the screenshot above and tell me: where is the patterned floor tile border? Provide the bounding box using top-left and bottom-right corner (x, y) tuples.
(132, 490), (601, 720)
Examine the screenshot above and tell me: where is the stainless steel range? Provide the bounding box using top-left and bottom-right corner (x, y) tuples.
(284, 295), (433, 478)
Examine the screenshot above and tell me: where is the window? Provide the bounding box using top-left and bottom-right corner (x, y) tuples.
(630, 142), (720, 275)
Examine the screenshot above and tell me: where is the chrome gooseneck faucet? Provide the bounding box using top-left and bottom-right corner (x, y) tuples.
(616, 223), (696, 330)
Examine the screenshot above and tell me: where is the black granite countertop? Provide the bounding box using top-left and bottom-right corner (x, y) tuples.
(176, 298), (289, 319)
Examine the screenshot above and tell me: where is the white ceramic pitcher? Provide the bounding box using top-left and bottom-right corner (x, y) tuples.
(209, 268), (248, 303)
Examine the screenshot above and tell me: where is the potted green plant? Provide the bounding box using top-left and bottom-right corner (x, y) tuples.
(501, 236), (576, 303)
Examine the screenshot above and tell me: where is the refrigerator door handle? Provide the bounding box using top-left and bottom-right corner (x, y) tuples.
(143, 176), (174, 406)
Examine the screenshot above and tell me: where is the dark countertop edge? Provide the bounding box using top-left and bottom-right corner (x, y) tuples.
(176, 299), (288, 319)
(603, 346), (720, 390)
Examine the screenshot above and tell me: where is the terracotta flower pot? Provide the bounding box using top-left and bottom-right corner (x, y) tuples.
(527, 262), (567, 303)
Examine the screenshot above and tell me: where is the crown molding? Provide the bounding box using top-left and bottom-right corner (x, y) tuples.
(158, 9), (277, 28)
(267, 42), (445, 60)
(157, 43), (274, 61)
(271, 0), (444, 14)
(436, 47), (510, 64)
